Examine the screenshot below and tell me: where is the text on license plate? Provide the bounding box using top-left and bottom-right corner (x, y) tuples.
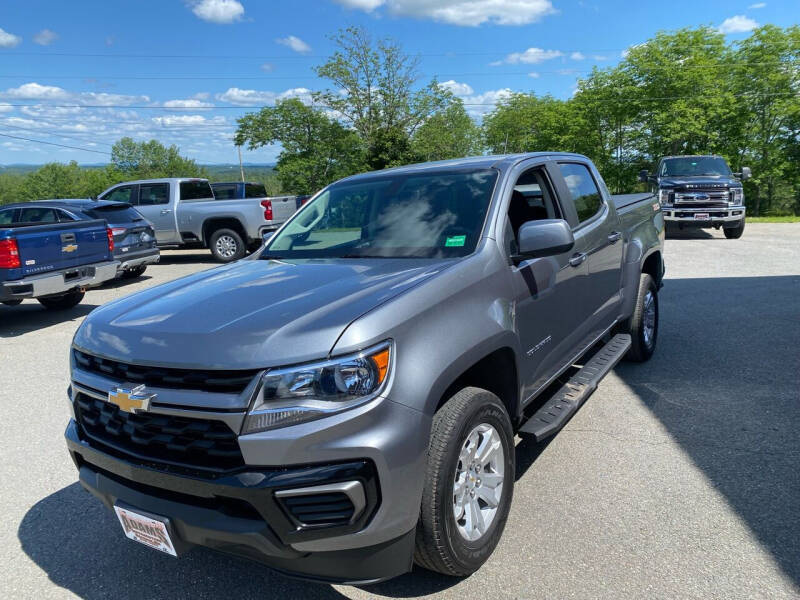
(694, 213), (710, 220)
(114, 505), (177, 556)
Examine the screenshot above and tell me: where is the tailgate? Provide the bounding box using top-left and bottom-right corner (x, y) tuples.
(12, 220), (111, 276)
(269, 196), (297, 223)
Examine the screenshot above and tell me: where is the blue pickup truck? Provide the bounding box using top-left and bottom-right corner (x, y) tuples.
(0, 212), (118, 310)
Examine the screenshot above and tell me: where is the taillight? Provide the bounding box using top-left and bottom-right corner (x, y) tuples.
(0, 238), (20, 269)
(106, 228), (115, 252)
(261, 200), (273, 221)
(111, 227), (126, 237)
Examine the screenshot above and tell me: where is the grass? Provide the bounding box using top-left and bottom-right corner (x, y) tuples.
(749, 216), (800, 223)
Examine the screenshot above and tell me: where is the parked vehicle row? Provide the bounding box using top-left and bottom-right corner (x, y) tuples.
(66, 153), (665, 584)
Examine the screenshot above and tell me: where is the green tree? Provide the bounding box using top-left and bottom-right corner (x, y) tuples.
(411, 99), (483, 161)
(110, 137), (205, 179)
(484, 93), (574, 154)
(235, 98), (364, 194)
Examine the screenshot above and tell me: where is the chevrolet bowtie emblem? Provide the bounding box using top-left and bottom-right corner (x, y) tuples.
(108, 384), (156, 413)
(62, 244), (78, 253)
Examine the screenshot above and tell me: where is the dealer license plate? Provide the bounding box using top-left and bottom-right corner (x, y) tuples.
(114, 505), (177, 556)
(694, 213), (710, 220)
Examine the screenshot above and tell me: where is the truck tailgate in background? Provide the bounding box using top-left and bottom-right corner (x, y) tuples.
(11, 220), (111, 276)
(269, 196), (297, 223)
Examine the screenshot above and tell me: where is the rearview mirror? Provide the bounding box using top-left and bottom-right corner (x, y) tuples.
(517, 219), (575, 259)
(740, 166), (752, 180)
(638, 169), (650, 183)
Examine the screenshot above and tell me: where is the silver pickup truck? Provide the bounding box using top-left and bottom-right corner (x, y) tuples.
(98, 178), (294, 261)
(68, 153), (664, 584)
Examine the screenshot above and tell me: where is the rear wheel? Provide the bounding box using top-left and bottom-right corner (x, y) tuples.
(623, 273), (658, 362)
(2, 299), (23, 306)
(723, 219), (745, 239)
(37, 289), (85, 310)
(209, 228), (245, 263)
(414, 387), (514, 577)
(121, 265), (147, 279)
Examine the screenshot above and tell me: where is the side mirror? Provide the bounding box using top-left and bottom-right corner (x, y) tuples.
(740, 166), (752, 180)
(638, 169), (650, 183)
(517, 219), (575, 259)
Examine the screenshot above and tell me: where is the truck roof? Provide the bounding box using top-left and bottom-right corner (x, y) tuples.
(338, 152), (590, 183)
(660, 154), (724, 160)
(109, 177), (210, 185)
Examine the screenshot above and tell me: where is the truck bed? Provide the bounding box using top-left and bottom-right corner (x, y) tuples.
(612, 192), (657, 212)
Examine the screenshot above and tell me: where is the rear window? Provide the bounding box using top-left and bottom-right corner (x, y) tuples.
(245, 183), (267, 198)
(180, 180), (213, 200)
(83, 205), (144, 222)
(212, 184), (238, 200)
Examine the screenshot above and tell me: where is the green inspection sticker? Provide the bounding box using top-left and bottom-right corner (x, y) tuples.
(445, 235), (466, 247)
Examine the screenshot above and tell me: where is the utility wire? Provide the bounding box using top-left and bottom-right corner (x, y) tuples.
(0, 132), (110, 155)
(0, 122), (116, 148)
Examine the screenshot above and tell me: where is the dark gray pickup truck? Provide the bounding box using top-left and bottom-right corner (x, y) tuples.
(66, 153), (664, 584)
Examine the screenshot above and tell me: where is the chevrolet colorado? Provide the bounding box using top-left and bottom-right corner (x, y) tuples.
(640, 154), (750, 238)
(66, 153), (664, 584)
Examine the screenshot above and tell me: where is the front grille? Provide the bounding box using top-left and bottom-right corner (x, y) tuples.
(73, 350), (259, 394)
(674, 189), (729, 206)
(74, 393), (245, 471)
(279, 493), (355, 527)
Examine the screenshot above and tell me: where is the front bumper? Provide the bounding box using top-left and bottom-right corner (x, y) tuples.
(663, 206), (745, 225)
(65, 421), (415, 584)
(0, 260), (118, 301)
(116, 247), (160, 273)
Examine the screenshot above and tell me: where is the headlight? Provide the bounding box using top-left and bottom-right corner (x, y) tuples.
(659, 189), (672, 205)
(242, 341), (391, 434)
(729, 188), (744, 205)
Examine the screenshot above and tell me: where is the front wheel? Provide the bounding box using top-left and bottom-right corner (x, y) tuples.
(37, 289), (85, 310)
(414, 387), (514, 577)
(623, 273), (658, 362)
(121, 265), (147, 279)
(723, 219), (745, 239)
(209, 228), (246, 262)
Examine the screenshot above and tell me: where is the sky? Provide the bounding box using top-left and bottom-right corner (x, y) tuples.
(0, 0), (796, 165)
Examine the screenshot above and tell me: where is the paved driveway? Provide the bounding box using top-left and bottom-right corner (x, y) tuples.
(1, 225), (798, 599)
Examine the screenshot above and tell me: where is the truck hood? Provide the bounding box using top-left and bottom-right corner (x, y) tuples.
(74, 257), (450, 369)
(659, 175), (740, 188)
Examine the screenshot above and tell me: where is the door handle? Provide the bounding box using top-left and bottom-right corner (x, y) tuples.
(160, 209), (172, 215)
(569, 252), (587, 267)
(608, 231), (622, 244)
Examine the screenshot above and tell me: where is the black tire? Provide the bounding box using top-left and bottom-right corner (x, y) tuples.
(209, 228), (246, 263)
(623, 273), (658, 362)
(723, 219), (745, 239)
(2, 299), (23, 306)
(414, 387), (514, 577)
(121, 265), (147, 279)
(37, 289), (85, 310)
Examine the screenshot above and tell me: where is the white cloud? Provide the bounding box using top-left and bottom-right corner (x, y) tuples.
(33, 29), (58, 46)
(460, 88), (513, 117)
(188, 0), (245, 24)
(334, 0), (556, 26)
(152, 114), (227, 127)
(592, 54), (608, 61)
(528, 72), (540, 78)
(718, 15), (759, 34)
(570, 51), (585, 60)
(439, 80), (474, 96)
(260, 62), (274, 72)
(0, 27), (22, 48)
(0, 82), (149, 106)
(163, 98), (214, 109)
(748, 2), (766, 8)
(276, 35), (311, 54)
(215, 86), (312, 106)
(0, 104), (13, 113)
(501, 47), (563, 64)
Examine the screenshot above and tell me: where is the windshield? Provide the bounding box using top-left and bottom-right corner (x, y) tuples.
(660, 157), (732, 177)
(261, 169), (498, 259)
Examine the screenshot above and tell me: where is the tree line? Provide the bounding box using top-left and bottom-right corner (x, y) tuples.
(2, 24), (798, 215)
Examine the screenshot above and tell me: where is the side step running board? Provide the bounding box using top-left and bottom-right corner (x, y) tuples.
(518, 333), (631, 442)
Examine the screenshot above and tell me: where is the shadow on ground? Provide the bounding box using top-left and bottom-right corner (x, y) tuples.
(0, 302), (98, 338)
(617, 274), (800, 586)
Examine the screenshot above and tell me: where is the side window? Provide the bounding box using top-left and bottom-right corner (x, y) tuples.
(557, 163), (603, 225)
(212, 184), (237, 200)
(0, 209), (15, 225)
(57, 209), (76, 221)
(245, 183), (266, 198)
(179, 180), (213, 200)
(139, 183), (170, 206)
(19, 207), (58, 223)
(104, 185), (137, 205)
(506, 167), (561, 253)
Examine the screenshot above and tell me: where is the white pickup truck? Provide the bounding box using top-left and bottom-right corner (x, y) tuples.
(98, 178), (295, 262)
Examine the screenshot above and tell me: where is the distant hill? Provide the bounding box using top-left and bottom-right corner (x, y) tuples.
(0, 163), (276, 178)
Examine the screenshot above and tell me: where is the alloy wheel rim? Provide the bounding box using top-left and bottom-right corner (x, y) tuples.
(215, 235), (238, 258)
(643, 290), (656, 347)
(452, 423), (505, 542)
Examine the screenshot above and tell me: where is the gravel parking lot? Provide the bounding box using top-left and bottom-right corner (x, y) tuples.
(1, 224), (798, 599)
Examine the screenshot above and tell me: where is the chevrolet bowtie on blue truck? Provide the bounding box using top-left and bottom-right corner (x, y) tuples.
(1, 205), (118, 310)
(66, 153), (665, 584)
(640, 154), (750, 239)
